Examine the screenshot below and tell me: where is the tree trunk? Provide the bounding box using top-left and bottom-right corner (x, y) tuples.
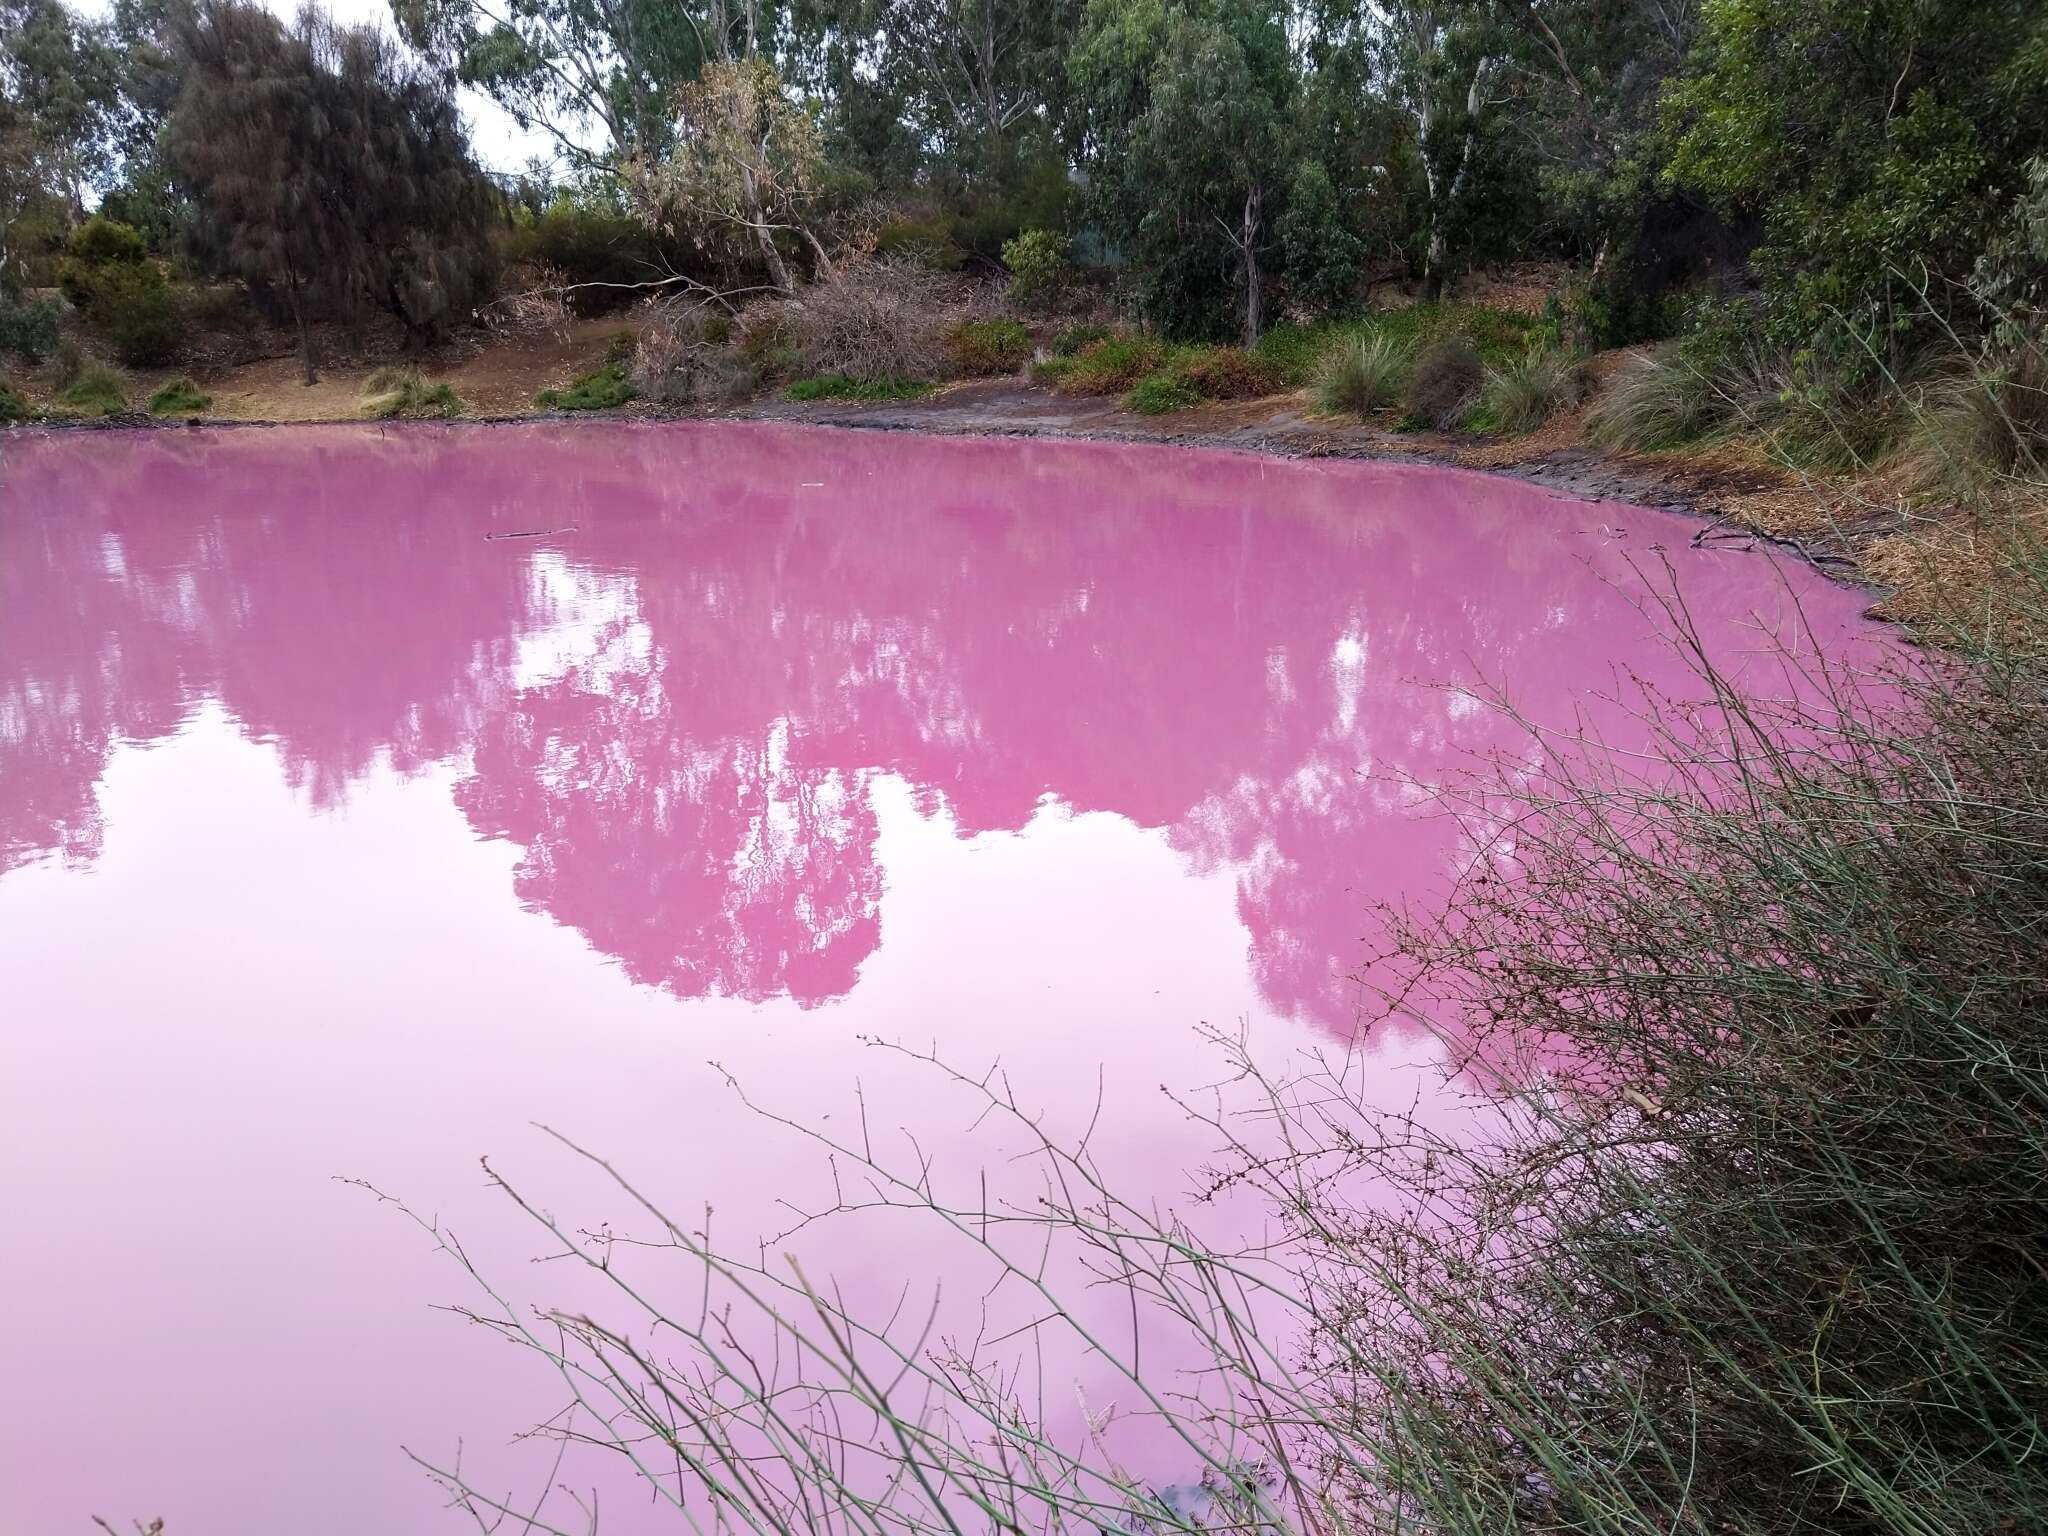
(1241, 186), (1263, 345)
(287, 269), (318, 385)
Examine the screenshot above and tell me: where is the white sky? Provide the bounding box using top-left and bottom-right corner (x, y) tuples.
(72, 0), (559, 175)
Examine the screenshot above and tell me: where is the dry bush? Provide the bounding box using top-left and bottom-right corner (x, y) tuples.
(1406, 334), (1483, 429)
(482, 261), (573, 338)
(631, 297), (756, 405)
(778, 256), (957, 382)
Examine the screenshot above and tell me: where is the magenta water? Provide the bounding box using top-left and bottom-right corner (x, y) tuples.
(0, 421), (1886, 1533)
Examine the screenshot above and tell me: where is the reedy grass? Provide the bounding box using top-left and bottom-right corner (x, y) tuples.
(378, 548), (2048, 1536)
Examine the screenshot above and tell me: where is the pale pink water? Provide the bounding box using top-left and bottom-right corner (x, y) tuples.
(0, 421), (1883, 1533)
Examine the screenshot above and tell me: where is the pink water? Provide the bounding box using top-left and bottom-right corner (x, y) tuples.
(1, 421), (1882, 1533)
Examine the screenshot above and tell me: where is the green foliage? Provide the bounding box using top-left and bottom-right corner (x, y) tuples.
(67, 213), (145, 266)
(1069, 0), (1295, 340)
(1313, 331), (1407, 416)
(1001, 228), (1072, 310)
(58, 363), (127, 415)
(1406, 333), (1483, 430)
(0, 289), (59, 360)
(1586, 347), (1724, 450)
(80, 261), (182, 365)
(949, 318), (1031, 375)
(359, 368), (463, 419)
(1275, 159), (1362, 316)
(1663, 0), (2048, 344)
(505, 198), (693, 315)
(874, 211), (966, 272)
(0, 375), (31, 421)
(535, 361), (636, 411)
(1050, 321), (1111, 358)
(1480, 347), (1590, 433)
(1037, 333), (1165, 394)
(1124, 370), (1200, 413)
(1120, 343), (1279, 412)
(146, 375), (210, 416)
(783, 373), (933, 401)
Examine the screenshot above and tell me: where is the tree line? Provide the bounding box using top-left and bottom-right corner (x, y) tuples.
(3, 0), (2045, 373)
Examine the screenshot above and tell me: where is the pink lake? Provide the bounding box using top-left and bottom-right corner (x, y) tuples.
(0, 421), (1883, 1533)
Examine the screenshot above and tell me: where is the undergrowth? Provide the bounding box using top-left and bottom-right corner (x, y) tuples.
(362, 368), (464, 420)
(784, 373), (933, 401)
(536, 361), (635, 411)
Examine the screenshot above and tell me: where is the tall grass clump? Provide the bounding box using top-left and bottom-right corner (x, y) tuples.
(389, 551), (2048, 1536)
(147, 376), (211, 417)
(1479, 347), (1589, 432)
(1314, 332), (1407, 417)
(58, 364), (128, 417)
(361, 368), (464, 419)
(0, 375), (31, 422)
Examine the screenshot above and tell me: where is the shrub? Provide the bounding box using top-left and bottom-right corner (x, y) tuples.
(631, 301), (755, 405)
(784, 374), (933, 402)
(85, 265), (184, 367)
(734, 304), (800, 380)
(875, 212), (966, 272)
(1405, 334), (1483, 430)
(1044, 334), (1165, 395)
(407, 557), (2048, 1536)
(1124, 371), (1202, 413)
(0, 291), (61, 362)
(779, 259), (953, 383)
(1314, 332), (1408, 417)
(0, 377), (31, 422)
(1275, 160), (1363, 317)
(535, 362), (636, 411)
(148, 377), (212, 417)
(505, 200), (698, 316)
(1050, 320), (1110, 358)
(1001, 229), (1072, 310)
(1171, 346), (1278, 399)
(360, 368), (464, 419)
(1479, 348), (1591, 433)
(950, 318), (1031, 376)
(59, 365), (128, 417)
(57, 215), (148, 307)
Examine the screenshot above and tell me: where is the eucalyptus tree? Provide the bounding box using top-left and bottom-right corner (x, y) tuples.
(0, 0), (121, 218)
(389, 0), (782, 177)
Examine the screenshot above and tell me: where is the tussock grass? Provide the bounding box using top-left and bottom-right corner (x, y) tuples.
(1313, 331), (1408, 417)
(0, 376), (31, 423)
(361, 368), (464, 419)
(147, 376), (211, 417)
(1479, 347), (1589, 432)
(58, 364), (128, 417)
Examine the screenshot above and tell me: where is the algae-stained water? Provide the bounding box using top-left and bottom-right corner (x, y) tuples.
(1, 422), (1880, 1533)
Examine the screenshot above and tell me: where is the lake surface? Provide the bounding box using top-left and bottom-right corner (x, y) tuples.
(0, 421), (1883, 1533)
